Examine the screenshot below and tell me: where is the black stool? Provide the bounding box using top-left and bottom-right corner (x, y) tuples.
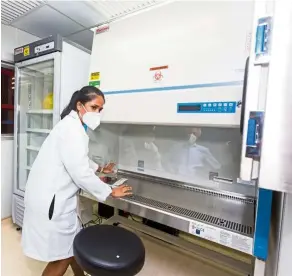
(73, 225), (145, 276)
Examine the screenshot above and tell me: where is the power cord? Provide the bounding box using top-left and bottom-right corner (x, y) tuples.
(83, 214), (103, 227)
(129, 213), (140, 223)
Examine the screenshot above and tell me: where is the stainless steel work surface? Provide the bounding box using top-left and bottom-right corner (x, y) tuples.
(116, 171), (255, 236)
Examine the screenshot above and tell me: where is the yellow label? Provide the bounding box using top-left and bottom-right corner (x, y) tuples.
(90, 72), (100, 81)
(24, 46), (30, 57)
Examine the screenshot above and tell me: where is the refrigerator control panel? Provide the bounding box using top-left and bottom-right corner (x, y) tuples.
(35, 42), (55, 54)
(14, 35), (62, 63)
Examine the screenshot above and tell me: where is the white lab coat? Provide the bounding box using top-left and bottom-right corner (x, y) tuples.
(21, 110), (112, 262)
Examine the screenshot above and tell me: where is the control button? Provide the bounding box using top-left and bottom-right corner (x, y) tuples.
(229, 103), (233, 106)
(213, 103), (217, 107)
(218, 103), (222, 107)
(223, 103), (227, 107)
(203, 104), (207, 107)
(196, 229), (201, 235)
(208, 104), (212, 107)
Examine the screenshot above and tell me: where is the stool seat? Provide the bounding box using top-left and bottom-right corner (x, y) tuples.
(73, 225), (145, 276)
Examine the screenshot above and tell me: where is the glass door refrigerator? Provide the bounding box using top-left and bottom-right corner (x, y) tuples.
(12, 35), (91, 227)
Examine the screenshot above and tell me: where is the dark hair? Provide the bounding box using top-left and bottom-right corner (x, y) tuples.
(60, 86), (105, 119)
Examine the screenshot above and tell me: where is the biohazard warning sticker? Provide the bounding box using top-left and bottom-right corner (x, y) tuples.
(150, 65), (168, 83)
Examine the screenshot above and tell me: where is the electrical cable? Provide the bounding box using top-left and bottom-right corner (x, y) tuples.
(83, 213), (104, 227)
(129, 213), (140, 222)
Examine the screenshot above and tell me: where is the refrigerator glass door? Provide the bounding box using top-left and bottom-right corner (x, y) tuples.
(16, 58), (56, 193)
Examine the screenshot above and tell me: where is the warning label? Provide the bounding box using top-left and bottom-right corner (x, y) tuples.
(150, 65), (168, 83)
(189, 221), (253, 255)
(90, 72), (100, 81)
(24, 46), (30, 57)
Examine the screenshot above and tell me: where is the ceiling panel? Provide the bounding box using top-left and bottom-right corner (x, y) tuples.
(11, 5), (84, 38)
(47, 0), (107, 28)
(66, 29), (94, 51)
(2, 0), (168, 50)
(1, 0), (44, 25)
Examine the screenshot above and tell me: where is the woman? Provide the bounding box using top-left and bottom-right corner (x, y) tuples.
(22, 86), (132, 276)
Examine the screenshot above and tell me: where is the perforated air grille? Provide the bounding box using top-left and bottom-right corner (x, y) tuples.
(124, 194), (254, 236)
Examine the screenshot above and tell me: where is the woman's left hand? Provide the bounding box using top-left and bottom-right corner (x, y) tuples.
(102, 162), (116, 174)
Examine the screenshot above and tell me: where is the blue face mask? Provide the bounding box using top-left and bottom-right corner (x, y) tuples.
(83, 124), (88, 132)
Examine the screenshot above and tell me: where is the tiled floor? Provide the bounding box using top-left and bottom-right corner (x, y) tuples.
(2, 218), (231, 276)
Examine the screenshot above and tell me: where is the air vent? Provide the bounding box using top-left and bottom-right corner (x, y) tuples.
(12, 194), (25, 227)
(1, 0), (44, 25)
(124, 194), (254, 236)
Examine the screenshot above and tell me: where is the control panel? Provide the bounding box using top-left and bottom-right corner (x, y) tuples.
(246, 111), (264, 160)
(177, 101), (237, 113)
(35, 42), (55, 54)
(254, 16), (272, 64)
(14, 35), (62, 63)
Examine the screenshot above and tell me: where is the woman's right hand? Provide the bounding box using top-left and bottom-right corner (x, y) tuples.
(111, 184), (133, 198)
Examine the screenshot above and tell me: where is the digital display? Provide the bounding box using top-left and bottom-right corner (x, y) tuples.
(177, 101), (236, 113)
(178, 104), (201, 112)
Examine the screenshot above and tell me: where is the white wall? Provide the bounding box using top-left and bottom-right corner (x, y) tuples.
(1, 24), (39, 62)
(1, 137), (14, 219)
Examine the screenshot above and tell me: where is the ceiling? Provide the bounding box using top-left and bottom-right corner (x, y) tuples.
(1, 0), (166, 50)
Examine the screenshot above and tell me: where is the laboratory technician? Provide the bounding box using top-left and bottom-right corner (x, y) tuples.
(21, 86), (132, 276)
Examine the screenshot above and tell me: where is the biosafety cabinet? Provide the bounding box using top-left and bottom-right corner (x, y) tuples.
(88, 1), (254, 187)
(12, 35), (91, 227)
(83, 1), (292, 275)
(85, 0), (255, 266)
